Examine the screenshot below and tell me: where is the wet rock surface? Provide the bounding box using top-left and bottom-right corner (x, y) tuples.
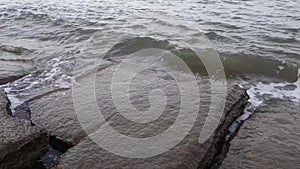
(29, 89), (87, 145)
(0, 89), (48, 169)
(221, 99), (300, 169)
(28, 62), (249, 169)
(56, 86), (247, 169)
(0, 1), (299, 168)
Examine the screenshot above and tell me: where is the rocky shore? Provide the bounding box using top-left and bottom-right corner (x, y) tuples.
(1, 60), (249, 168)
(0, 89), (48, 169)
(1, 47), (298, 168)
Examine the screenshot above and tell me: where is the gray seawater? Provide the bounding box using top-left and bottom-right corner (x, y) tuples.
(0, 0), (299, 168)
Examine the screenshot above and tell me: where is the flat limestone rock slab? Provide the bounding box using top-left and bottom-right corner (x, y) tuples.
(29, 89), (87, 145)
(55, 87), (247, 169)
(221, 100), (300, 169)
(29, 61), (248, 168)
(28, 61), (114, 145)
(0, 89), (48, 169)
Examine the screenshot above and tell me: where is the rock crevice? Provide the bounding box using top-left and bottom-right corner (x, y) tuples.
(0, 89), (48, 169)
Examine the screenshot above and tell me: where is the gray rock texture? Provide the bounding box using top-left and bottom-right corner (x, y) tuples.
(0, 89), (48, 169)
(29, 89), (87, 145)
(29, 63), (248, 169)
(221, 99), (300, 169)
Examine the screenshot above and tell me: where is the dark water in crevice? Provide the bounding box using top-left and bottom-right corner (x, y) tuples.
(208, 104), (255, 169)
(33, 136), (73, 169)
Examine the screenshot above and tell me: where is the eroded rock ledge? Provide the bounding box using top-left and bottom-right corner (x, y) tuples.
(0, 89), (48, 169)
(28, 63), (249, 169)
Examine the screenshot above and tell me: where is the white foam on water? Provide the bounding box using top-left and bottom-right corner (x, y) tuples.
(0, 57), (73, 118)
(248, 79), (300, 103)
(227, 69), (300, 140)
(246, 69), (300, 105)
(2, 86), (22, 110)
(276, 65), (285, 73)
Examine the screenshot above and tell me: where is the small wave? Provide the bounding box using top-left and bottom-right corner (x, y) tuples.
(15, 10), (52, 22)
(282, 27), (300, 33)
(206, 21), (242, 30)
(205, 31), (233, 41)
(263, 36), (298, 43)
(220, 52), (299, 83)
(105, 37), (175, 60)
(70, 27), (99, 36)
(0, 44), (34, 55)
